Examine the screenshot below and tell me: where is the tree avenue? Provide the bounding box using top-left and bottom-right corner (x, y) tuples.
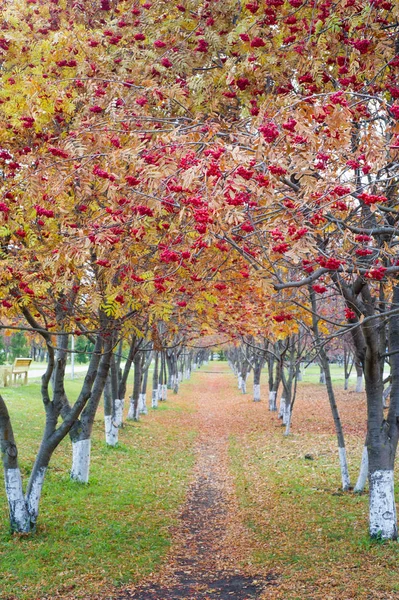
(1, 0), (399, 542)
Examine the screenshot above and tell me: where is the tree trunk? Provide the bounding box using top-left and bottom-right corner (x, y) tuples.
(103, 375), (119, 446)
(139, 361), (149, 415)
(354, 444), (368, 493)
(310, 287), (351, 490)
(0, 394), (31, 532)
(269, 390), (277, 411)
(128, 352), (142, 420)
(278, 396), (286, 419)
(166, 353), (173, 389)
(70, 338), (113, 482)
(322, 353), (351, 490)
(364, 296), (398, 538)
(152, 352), (159, 408)
(270, 358), (281, 412)
(355, 361), (363, 392)
(253, 363), (261, 401)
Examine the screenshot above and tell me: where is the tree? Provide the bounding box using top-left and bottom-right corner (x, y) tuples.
(9, 331), (29, 361)
(75, 336), (94, 365)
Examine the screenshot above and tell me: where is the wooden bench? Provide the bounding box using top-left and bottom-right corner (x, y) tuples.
(3, 358), (32, 387)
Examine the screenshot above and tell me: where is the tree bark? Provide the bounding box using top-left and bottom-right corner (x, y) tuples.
(70, 336), (113, 482)
(128, 352), (142, 420)
(0, 394), (31, 532)
(310, 287), (351, 490)
(152, 352), (159, 408)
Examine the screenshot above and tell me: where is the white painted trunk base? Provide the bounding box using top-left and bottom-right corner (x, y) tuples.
(152, 389), (158, 409)
(5, 468), (31, 532)
(104, 415), (119, 446)
(338, 447), (351, 491)
(26, 466), (46, 524)
(114, 398), (124, 428)
(253, 384), (261, 402)
(161, 384), (167, 401)
(278, 397), (286, 419)
(283, 402), (290, 425)
(354, 446), (368, 493)
(284, 406), (292, 435)
(344, 377), (349, 391)
(238, 375), (243, 390)
(369, 470), (397, 539)
(269, 391), (277, 411)
(241, 379), (247, 394)
(139, 393), (148, 414)
(355, 376), (363, 393)
(134, 402), (140, 421)
(178, 372), (183, 383)
(283, 401), (290, 425)
(71, 439), (91, 483)
(127, 399), (135, 420)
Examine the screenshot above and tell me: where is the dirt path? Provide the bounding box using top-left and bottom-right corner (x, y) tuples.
(116, 365), (277, 599)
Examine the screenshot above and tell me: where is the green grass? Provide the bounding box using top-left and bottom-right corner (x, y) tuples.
(229, 431), (399, 599)
(0, 376), (196, 599)
(261, 362), (353, 387)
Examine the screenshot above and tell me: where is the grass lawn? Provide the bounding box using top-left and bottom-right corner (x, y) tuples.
(2, 361), (398, 600)
(229, 366), (399, 600)
(0, 375), (196, 600)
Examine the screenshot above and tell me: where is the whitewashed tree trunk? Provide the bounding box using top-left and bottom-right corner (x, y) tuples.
(26, 465), (46, 517)
(354, 446), (368, 493)
(297, 370), (303, 382)
(114, 398), (124, 428)
(344, 377), (349, 391)
(369, 470), (397, 539)
(104, 415), (119, 446)
(241, 377), (247, 394)
(5, 467), (48, 532)
(253, 384), (261, 402)
(134, 401), (140, 421)
(283, 402), (290, 426)
(178, 371), (183, 383)
(70, 439), (91, 483)
(193, 362), (198, 370)
(127, 397), (135, 419)
(238, 375), (243, 390)
(5, 468), (31, 533)
(139, 393), (148, 414)
(338, 447), (351, 491)
(355, 376), (363, 393)
(269, 391), (277, 411)
(161, 384), (167, 401)
(152, 387), (158, 408)
(284, 405), (292, 435)
(278, 396), (286, 419)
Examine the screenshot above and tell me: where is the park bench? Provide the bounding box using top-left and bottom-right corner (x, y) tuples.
(3, 358), (32, 387)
